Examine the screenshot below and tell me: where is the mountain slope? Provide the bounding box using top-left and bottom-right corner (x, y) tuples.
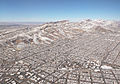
(0, 19), (120, 49)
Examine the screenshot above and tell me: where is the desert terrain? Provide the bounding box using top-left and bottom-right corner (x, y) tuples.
(0, 19), (120, 84)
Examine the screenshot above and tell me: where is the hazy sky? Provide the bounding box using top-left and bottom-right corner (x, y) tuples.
(0, 0), (120, 22)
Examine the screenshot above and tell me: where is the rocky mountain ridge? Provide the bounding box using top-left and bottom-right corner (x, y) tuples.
(0, 19), (120, 49)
